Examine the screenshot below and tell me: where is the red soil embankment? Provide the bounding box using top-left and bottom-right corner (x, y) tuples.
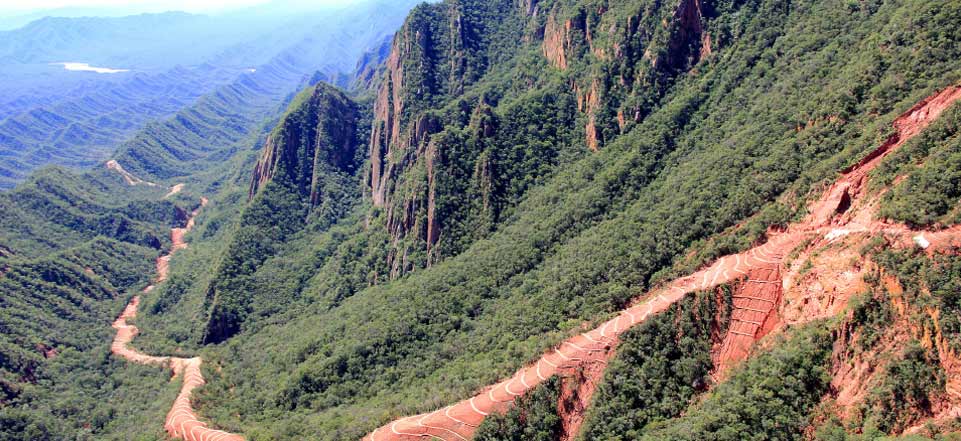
(110, 198), (243, 441)
(713, 263), (783, 376)
(364, 84), (961, 441)
(365, 233), (806, 441)
(556, 349), (617, 441)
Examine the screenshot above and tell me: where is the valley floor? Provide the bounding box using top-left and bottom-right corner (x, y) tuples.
(110, 198), (245, 441)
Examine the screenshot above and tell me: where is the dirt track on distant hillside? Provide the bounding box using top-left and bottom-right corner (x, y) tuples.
(364, 84), (961, 441)
(110, 198), (245, 441)
(105, 160), (158, 187)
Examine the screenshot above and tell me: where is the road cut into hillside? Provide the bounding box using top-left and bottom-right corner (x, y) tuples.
(364, 84), (961, 441)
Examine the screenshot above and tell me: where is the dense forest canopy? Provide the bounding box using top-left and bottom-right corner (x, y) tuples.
(1, 0), (961, 440)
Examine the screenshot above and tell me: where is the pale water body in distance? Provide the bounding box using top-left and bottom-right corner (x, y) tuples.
(53, 62), (130, 73)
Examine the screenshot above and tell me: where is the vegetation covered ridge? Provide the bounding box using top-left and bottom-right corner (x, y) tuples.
(0, 4), (421, 438)
(159, 0), (961, 438)
(364, 84), (961, 441)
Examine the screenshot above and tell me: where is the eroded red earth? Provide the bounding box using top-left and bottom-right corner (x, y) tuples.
(365, 84), (961, 440)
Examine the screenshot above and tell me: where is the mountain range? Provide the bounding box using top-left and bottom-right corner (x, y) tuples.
(0, 4), (402, 189)
(2, 0), (961, 440)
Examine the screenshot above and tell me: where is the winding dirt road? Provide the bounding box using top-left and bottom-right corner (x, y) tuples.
(106, 85), (961, 441)
(111, 198), (245, 441)
(364, 85), (961, 440)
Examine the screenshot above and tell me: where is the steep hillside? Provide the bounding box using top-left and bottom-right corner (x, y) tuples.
(2, 0), (960, 440)
(202, 83), (366, 344)
(119, 0), (961, 440)
(0, 2), (420, 439)
(392, 83), (961, 441)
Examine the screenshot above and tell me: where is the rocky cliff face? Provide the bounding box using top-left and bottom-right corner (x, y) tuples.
(364, 1), (519, 276)
(544, 0), (710, 149)
(249, 83), (362, 207)
(203, 83), (364, 344)
(224, 0), (723, 320)
(363, 0), (716, 278)
(367, 1), (480, 209)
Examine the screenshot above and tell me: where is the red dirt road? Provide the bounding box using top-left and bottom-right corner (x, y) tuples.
(364, 85), (961, 441)
(365, 230), (807, 441)
(110, 199), (244, 441)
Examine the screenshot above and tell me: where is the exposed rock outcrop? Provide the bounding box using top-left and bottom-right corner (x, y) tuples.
(365, 3), (517, 277)
(249, 83), (361, 207)
(576, 78), (603, 150)
(542, 0), (709, 151)
(204, 84), (363, 344)
(368, 33), (407, 208)
(361, 0), (727, 283)
(661, 0), (705, 72)
(542, 10), (573, 70)
(367, 1), (481, 210)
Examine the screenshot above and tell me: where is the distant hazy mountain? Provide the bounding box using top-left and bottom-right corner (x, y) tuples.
(0, 6), (154, 31)
(0, 2), (408, 189)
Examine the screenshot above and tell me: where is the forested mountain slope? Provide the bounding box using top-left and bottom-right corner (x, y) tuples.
(0, 11), (274, 189)
(0, 2), (419, 438)
(3, 0), (961, 440)
(122, 0), (961, 439)
(0, 64), (241, 189)
(376, 81), (961, 441)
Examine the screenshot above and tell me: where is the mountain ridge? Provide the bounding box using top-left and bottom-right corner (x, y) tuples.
(165, 0), (961, 439)
(3, 0), (961, 440)
(0, 3), (421, 438)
